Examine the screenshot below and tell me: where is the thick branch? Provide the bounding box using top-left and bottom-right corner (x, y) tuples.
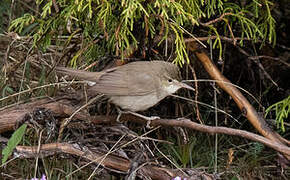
(0, 97), (89, 133)
(186, 43), (289, 159)
(15, 143), (214, 180)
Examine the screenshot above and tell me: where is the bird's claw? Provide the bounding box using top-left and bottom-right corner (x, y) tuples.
(146, 116), (160, 129)
(147, 116), (160, 121)
(116, 113), (122, 122)
(116, 108), (124, 123)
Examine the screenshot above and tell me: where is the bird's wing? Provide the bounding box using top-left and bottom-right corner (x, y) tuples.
(89, 63), (159, 96)
(56, 61), (170, 96)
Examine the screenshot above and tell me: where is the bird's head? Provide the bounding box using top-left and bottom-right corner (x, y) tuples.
(160, 63), (195, 95)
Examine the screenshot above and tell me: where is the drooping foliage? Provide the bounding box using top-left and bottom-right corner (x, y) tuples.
(9, 0), (276, 66)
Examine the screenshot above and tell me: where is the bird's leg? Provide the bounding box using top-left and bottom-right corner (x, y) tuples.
(127, 111), (160, 120)
(116, 107), (124, 122)
(116, 109), (160, 127)
(127, 111), (160, 128)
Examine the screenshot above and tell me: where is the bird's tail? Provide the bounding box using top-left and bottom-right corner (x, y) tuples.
(55, 67), (100, 82)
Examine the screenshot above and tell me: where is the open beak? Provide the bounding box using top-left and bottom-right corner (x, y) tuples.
(177, 81), (195, 91)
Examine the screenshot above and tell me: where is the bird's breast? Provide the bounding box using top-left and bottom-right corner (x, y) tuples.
(109, 91), (168, 112)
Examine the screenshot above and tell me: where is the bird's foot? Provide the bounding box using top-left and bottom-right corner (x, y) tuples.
(146, 116), (160, 121)
(177, 117), (185, 121)
(126, 111), (160, 128)
(116, 112), (122, 122)
(116, 108), (125, 122)
(145, 116), (160, 129)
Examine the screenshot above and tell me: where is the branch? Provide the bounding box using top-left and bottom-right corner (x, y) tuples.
(199, 13), (233, 26)
(2, 96), (290, 156)
(149, 118), (290, 156)
(15, 142), (214, 180)
(186, 42), (290, 159)
(90, 115), (290, 156)
(0, 97), (90, 133)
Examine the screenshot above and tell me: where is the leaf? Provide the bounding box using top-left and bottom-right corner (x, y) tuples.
(1, 124), (27, 164)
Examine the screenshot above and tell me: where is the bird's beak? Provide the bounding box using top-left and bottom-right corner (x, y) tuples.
(177, 81), (195, 91)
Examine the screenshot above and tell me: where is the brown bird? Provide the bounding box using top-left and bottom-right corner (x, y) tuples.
(56, 60), (194, 112)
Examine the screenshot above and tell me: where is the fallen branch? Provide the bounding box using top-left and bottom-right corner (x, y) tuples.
(0, 97), (90, 133)
(15, 142), (215, 180)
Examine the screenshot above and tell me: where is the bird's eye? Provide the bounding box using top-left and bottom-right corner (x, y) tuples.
(168, 79), (173, 83)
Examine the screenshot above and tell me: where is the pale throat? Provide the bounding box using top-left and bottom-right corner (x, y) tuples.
(163, 83), (181, 95)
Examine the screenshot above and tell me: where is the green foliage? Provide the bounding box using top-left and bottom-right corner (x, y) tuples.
(265, 95), (290, 132)
(1, 84), (15, 107)
(233, 142), (268, 176)
(248, 142), (264, 158)
(8, 0), (276, 65)
(2, 124), (27, 164)
(161, 134), (214, 169)
(1, 85), (14, 98)
(166, 136), (196, 168)
(9, 14), (35, 35)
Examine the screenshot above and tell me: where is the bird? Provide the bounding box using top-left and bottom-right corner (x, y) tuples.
(56, 60), (194, 113)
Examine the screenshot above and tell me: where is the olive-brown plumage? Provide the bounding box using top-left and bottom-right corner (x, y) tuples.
(56, 61), (194, 111)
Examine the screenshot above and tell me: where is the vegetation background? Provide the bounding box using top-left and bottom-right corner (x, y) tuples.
(0, 0), (289, 179)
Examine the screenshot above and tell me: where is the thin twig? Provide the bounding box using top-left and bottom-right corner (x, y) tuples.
(188, 65), (202, 124)
(200, 13), (233, 26)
